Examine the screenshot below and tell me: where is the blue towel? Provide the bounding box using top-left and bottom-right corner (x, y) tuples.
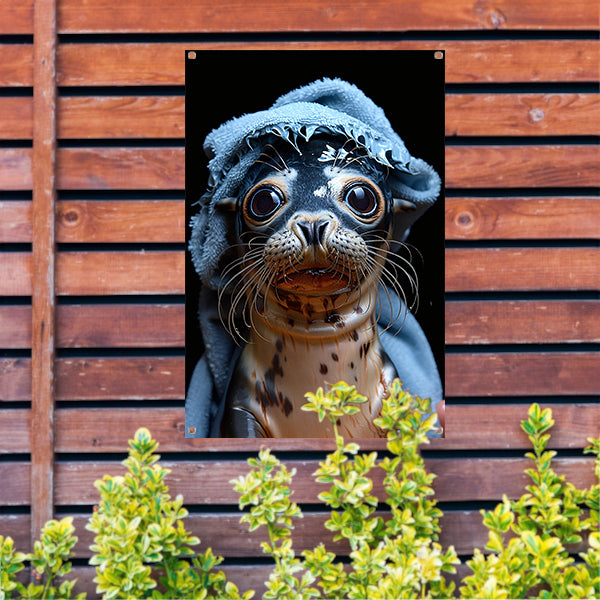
(187, 78), (442, 438)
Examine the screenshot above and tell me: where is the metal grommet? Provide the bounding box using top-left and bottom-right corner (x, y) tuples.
(188, 426), (196, 435)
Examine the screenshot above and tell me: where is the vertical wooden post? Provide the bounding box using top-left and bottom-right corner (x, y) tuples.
(31, 0), (58, 547)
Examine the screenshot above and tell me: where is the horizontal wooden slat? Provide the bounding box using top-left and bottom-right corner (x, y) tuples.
(0, 45), (33, 86)
(52, 456), (596, 505)
(446, 145), (599, 188)
(4, 146), (596, 192)
(0, 251), (184, 296)
(55, 0), (598, 33)
(50, 403), (600, 453)
(2, 455), (595, 506)
(53, 146), (600, 191)
(56, 148), (184, 190)
(3, 351), (598, 402)
(0, 149), (32, 190)
(446, 93), (600, 137)
(55, 304), (184, 347)
(0, 357), (184, 401)
(446, 352), (600, 397)
(446, 300), (600, 344)
(57, 96), (184, 139)
(3, 198), (597, 245)
(0, 304), (184, 349)
(446, 197), (600, 240)
(3, 401), (596, 454)
(50, 93), (600, 139)
(0, 98), (33, 139)
(55, 357), (184, 400)
(56, 200), (184, 242)
(57, 251), (184, 295)
(0, 200), (185, 243)
(56, 41), (600, 87)
(446, 248), (599, 292)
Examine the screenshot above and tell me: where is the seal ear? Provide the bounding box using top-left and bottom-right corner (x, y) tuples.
(215, 196), (237, 212)
(393, 198), (417, 213)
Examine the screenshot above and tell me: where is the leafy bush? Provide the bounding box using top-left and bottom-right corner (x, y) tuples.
(0, 517), (83, 600)
(86, 427), (251, 600)
(232, 381), (599, 600)
(1, 381), (598, 599)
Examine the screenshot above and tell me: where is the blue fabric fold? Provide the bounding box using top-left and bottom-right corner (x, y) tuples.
(186, 77), (443, 438)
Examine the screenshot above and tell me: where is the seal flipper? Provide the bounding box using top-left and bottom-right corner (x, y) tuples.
(222, 406), (268, 437)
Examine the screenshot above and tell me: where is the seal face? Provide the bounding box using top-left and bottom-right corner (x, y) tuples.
(219, 137), (416, 437)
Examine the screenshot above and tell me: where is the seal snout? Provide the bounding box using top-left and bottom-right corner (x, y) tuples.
(291, 212), (337, 264)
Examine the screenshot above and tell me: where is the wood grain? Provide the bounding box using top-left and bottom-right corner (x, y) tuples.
(55, 0), (599, 33)
(48, 456), (596, 506)
(446, 300), (600, 344)
(0, 0), (33, 34)
(3, 198), (598, 244)
(0, 201), (32, 243)
(446, 197), (600, 240)
(56, 148), (184, 190)
(446, 248), (600, 292)
(3, 351), (597, 402)
(56, 251), (184, 295)
(0, 149), (33, 190)
(3, 507), (587, 560)
(3, 248), (597, 296)
(31, 0), (58, 543)
(0, 45), (33, 86)
(57, 96), (184, 139)
(0, 98), (33, 139)
(1, 250), (184, 296)
(49, 93), (600, 139)
(0, 304), (184, 349)
(52, 145), (599, 190)
(0, 357), (185, 402)
(0, 253), (32, 296)
(0, 409), (29, 453)
(446, 352), (600, 397)
(56, 41), (600, 86)
(446, 93), (600, 137)
(49, 403), (599, 452)
(446, 145), (599, 188)
(54, 357), (184, 400)
(2, 402), (596, 454)
(56, 200), (184, 243)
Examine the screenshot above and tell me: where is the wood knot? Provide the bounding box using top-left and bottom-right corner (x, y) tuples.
(457, 212), (473, 227)
(63, 210), (79, 223)
(487, 7), (507, 28)
(528, 108), (545, 123)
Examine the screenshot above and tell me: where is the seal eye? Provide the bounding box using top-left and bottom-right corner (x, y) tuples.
(247, 186), (284, 220)
(345, 184), (378, 217)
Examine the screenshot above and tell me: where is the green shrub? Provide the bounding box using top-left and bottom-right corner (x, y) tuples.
(1, 382), (598, 599)
(0, 517), (83, 600)
(86, 427), (251, 600)
(232, 381), (599, 600)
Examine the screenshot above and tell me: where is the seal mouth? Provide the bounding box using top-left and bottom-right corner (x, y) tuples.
(275, 266), (356, 294)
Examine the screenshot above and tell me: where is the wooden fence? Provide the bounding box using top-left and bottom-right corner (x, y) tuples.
(0, 0), (598, 596)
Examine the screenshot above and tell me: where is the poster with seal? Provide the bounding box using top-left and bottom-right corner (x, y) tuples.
(185, 50), (444, 440)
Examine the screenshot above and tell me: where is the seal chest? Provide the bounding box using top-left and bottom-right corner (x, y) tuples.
(220, 138), (406, 437)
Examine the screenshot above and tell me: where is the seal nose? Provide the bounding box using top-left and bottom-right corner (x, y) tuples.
(296, 218), (329, 248)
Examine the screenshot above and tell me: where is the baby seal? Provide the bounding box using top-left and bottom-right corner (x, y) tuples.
(218, 138), (414, 437)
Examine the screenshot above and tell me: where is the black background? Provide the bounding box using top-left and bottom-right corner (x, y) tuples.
(185, 50), (445, 392)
